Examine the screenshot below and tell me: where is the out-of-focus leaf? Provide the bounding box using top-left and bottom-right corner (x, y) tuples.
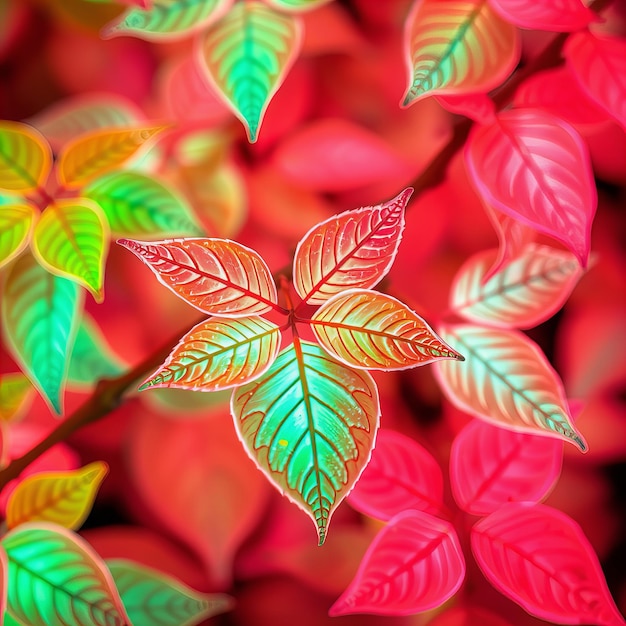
(450, 243), (585, 329)
(487, 0), (594, 31)
(435, 324), (587, 451)
(107, 560), (233, 626)
(0, 547), (6, 626)
(348, 428), (445, 520)
(32, 199), (109, 302)
(0, 122), (51, 192)
(265, 0), (332, 11)
(232, 340), (379, 545)
(2, 523), (129, 626)
(311, 289), (463, 370)
(0, 204), (36, 269)
(1, 253), (83, 415)
(293, 188), (411, 305)
(402, 0), (519, 106)
(197, 1), (303, 142)
(472, 503), (626, 625)
(428, 606), (516, 626)
(436, 93), (496, 124)
(0, 373), (34, 423)
(330, 510), (465, 616)
(140, 316), (280, 392)
(6, 461), (108, 530)
(84, 169), (202, 238)
(465, 109), (597, 266)
(450, 420), (562, 516)
(118, 237), (279, 316)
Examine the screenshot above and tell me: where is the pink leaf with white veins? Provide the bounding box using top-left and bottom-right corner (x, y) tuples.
(487, 0), (595, 31)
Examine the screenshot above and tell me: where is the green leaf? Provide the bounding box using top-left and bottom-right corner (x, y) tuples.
(1, 253), (83, 414)
(107, 559), (234, 626)
(232, 339), (380, 544)
(84, 169), (202, 238)
(264, 0), (333, 11)
(0, 205), (36, 270)
(0, 373), (34, 423)
(198, 1), (303, 142)
(2, 523), (130, 626)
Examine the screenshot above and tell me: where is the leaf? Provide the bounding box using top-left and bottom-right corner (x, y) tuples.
(264, 0), (332, 11)
(103, 0), (233, 41)
(0, 373), (34, 423)
(450, 420), (562, 516)
(6, 461), (108, 530)
(0, 547), (6, 626)
(0, 204), (36, 270)
(232, 339), (380, 545)
(311, 289), (464, 370)
(565, 32), (626, 130)
(465, 109), (597, 266)
(1, 253), (83, 415)
(56, 125), (167, 188)
(329, 510), (465, 616)
(402, 0), (519, 106)
(32, 199), (109, 302)
(0, 121), (51, 192)
(197, 1), (303, 142)
(2, 523), (130, 626)
(84, 169), (202, 238)
(107, 559), (234, 626)
(347, 428), (445, 520)
(434, 324), (587, 451)
(293, 188), (411, 305)
(472, 503), (626, 626)
(487, 0), (595, 31)
(140, 316), (281, 392)
(118, 237), (280, 316)
(450, 243), (585, 329)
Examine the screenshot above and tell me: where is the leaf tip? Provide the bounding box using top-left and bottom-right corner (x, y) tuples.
(572, 432), (588, 454)
(328, 595), (353, 616)
(401, 91), (414, 108)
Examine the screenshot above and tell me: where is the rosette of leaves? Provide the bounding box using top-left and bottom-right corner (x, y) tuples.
(119, 188), (465, 544)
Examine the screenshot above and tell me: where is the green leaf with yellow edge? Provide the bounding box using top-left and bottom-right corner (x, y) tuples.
(84, 169), (203, 238)
(0, 205), (36, 269)
(1, 253), (83, 415)
(198, 1), (303, 142)
(0, 373), (34, 423)
(0, 121), (51, 192)
(2, 523), (130, 626)
(232, 338), (380, 545)
(6, 461), (108, 530)
(264, 0), (333, 12)
(107, 559), (234, 626)
(32, 199), (109, 302)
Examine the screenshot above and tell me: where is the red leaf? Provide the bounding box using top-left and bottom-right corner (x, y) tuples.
(347, 429), (445, 520)
(472, 503), (626, 625)
(465, 109), (597, 266)
(330, 510), (465, 616)
(436, 94), (496, 125)
(450, 420), (562, 516)
(487, 0), (595, 31)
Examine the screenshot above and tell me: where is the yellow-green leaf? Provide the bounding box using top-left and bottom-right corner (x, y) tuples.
(0, 373), (34, 423)
(0, 204), (36, 270)
(264, 0), (333, 11)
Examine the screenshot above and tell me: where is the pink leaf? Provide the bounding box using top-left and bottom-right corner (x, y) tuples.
(450, 420), (563, 516)
(472, 503), (626, 625)
(347, 429), (445, 520)
(565, 31), (626, 129)
(487, 0), (595, 31)
(329, 510), (465, 616)
(436, 94), (496, 125)
(465, 109), (597, 266)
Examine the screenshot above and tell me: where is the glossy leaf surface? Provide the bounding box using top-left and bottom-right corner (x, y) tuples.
(197, 1), (303, 142)
(330, 510), (465, 616)
(348, 428), (445, 520)
(435, 324), (586, 451)
(472, 503), (626, 625)
(465, 109), (597, 266)
(232, 340), (379, 545)
(140, 316), (280, 392)
(2, 253), (82, 414)
(0, 121), (51, 192)
(6, 461), (108, 530)
(107, 560), (233, 626)
(293, 188), (411, 305)
(32, 199), (109, 301)
(84, 169), (202, 237)
(450, 243), (584, 329)
(0, 373), (34, 423)
(3, 523), (129, 626)
(265, 0), (332, 11)
(118, 237), (279, 316)
(403, 0), (519, 106)
(487, 0), (594, 31)
(0, 204), (36, 269)
(450, 420), (562, 515)
(311, 289), (463, 370)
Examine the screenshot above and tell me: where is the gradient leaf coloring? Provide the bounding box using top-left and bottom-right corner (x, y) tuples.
(232, 340), (379, 545)
(434, 324), (587, 450)
(402, 0), (519, 106)
(0, 204), (36, 269)
(487, 0), (594, 31)
(0, 373), (34, 423)
(264, 0), (333, 12)
(330, 510), (465, 616)
(197, 1), (303, 142)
